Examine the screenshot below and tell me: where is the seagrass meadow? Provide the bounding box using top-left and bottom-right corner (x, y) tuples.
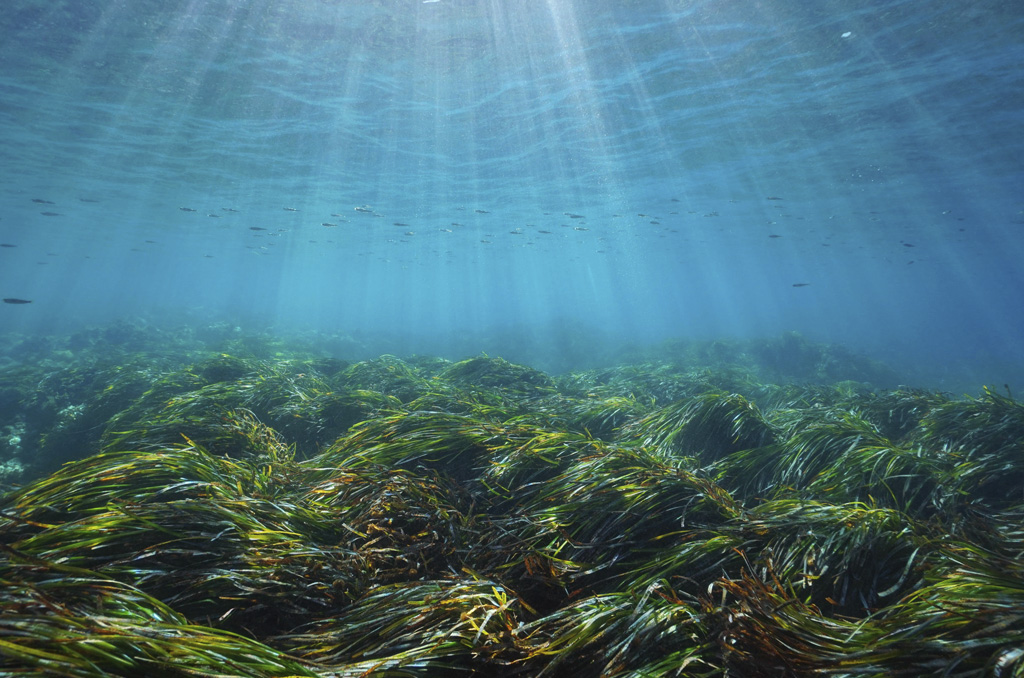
(1, 324), (1023, 677)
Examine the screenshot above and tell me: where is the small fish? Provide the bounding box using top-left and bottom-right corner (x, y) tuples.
(283, 207), (299, 212)
(767, 196), (783, 200)
(207, 213), (220, 218)
(0, 243), (15, 248)
(475, 209), (490, 214)
(330, 213), (343, 217)
(451, 222), (463, 227)
(574, 227), (589, 231)
(768, 234), (782, 238)
(79, 198), (99, 203)
(179, 207), (196, 212)
(393, 222), (408, 226)
(404, 231), (416, 236)
(537, 230), (552, 234)
(40, 212), (61, 216)
(902, 243), (914, 247)
(145, 240), (156, 243)
(566, 213), (585, 219)
(3, 298), (32, 304)
(650, 221), (660, 225)
(321, 222), (337, 227)
(354, 206), (373, 213)
(32, 198), (55, 204)
(671, 198), (680, 202)
(249, 226), (267, 231)
(222, 208), (239, 212)
(792, 283), (810, 287)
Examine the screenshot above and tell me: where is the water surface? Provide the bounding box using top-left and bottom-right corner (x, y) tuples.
(2, 0), (1022, 386)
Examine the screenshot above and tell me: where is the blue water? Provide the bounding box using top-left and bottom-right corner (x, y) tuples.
(1, 1), (1023, 386)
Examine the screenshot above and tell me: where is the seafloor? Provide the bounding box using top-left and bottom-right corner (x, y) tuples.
(1, 321), (1022, 676)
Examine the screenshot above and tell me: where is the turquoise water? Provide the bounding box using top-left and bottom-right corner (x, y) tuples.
(1, 1), (1022, 386)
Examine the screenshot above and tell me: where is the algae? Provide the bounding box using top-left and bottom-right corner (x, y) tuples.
(1, 321), (1022, 676)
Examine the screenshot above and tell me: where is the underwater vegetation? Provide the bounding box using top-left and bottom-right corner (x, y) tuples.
(1, 324), (1023, 676)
